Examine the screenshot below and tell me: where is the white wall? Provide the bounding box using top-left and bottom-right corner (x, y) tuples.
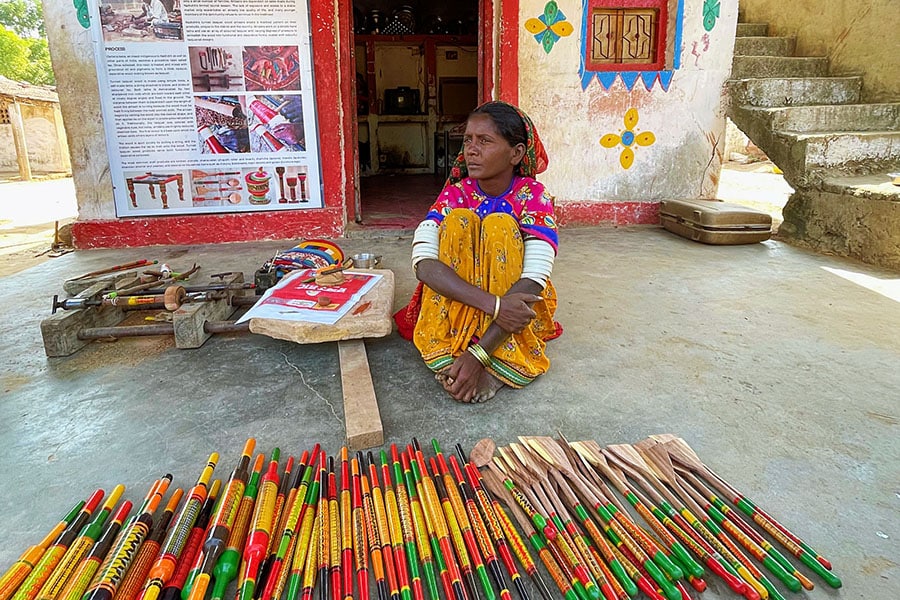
(517, 0), (739, 203)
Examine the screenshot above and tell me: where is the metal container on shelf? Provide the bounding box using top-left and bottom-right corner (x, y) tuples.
(367, 9), (383, 34)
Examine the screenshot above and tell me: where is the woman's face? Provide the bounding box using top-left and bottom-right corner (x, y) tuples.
(462, 114), (524, 185)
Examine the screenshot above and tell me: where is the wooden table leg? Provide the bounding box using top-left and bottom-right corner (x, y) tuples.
(339, 339), (384, 450)
(160, 183), (169, 209)
(127, 178), (136, 207)
(176, 174), (184, 200)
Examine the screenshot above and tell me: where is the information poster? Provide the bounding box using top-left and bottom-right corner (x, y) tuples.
(89, 0), (322, 217)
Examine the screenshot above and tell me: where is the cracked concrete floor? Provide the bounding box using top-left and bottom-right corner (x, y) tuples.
(0, 225), (897, 598)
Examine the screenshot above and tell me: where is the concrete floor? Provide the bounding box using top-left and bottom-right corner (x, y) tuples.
(0, 227), (898, 599)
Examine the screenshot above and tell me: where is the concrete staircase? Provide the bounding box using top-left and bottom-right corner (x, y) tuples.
(728, 22), (900, 271)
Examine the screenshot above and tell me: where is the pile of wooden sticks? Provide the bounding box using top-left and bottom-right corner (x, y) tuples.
(0, 435), (840, 600)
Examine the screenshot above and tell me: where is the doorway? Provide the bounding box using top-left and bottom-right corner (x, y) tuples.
(348, 0), (481, 228)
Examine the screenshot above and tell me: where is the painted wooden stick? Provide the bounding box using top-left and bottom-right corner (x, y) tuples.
(494, 447), (610, 600)
(115, 488), (183, 600)
(456, 449), (535, 600)
(521, 438), (685, 588)
(566, 440), (704, 582)
(409, 442), (466, 600)
(83, 475), (172, 600)
(11, 489), (105, 600)
(675, 471), (800, 593)
(340, 448), (354, 600)
(575, 441), (743, 596)
(159, 479), (219, 600)
(184, 438), (255, 600)
(35, 486), (124, 600)
(366, 453), (401, 600)
(430, 443), (493, 600)
(380, 452), (413, 600)
(658, 436), (840, 588)
(210, 454), (263, 600)
(56, 501), (132, 600)
(264, 450), (312, 600)
(360, 457), (389, 600)
(236, 448), (281, 600)
(636, 441), (775, 600)
(284, 459), (322, 600)
(317, 452), (330, 600)
(399, 452), (439, 600)
(429, 458), (480, 600)
(510, 441), (627, 595)
(298, 519), (319, 600)
(605, 444), (760, 600)
(141, 453), (217, 600)
(328, 457), (342, 600)
(262, 447), (318, 600)
(477, 465), (575, 600)
(602, 446), (749, 598)
(350, 457), (370, 600)
(482, 458), (590, 600)
(678, 469), (815, 591)
(257, 455), (298, 595)
(389, 445), (425, 600)
(0, 501), (85, 600)
(268, 455), (296, 559)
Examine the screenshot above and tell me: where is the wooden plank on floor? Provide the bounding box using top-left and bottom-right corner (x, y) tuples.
(338, 339), (383, 450)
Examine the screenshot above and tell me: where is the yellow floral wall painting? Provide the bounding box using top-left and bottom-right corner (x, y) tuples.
(600, 108), (656, 169)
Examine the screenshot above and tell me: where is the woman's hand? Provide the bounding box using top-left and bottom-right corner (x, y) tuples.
(442, 351), (484, 403)
(495, 292), (541, 333)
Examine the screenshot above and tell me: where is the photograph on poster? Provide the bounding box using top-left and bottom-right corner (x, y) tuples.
(247, 94), (306, 152)
(270, 165), (310, 203)
(99, 0), (183, 42)
(243, 46), (302, 91)
(188, 46), (245, 92)
(195, 95), (250, 154)
(190, 169), (245, 207)
(243, 166), (279, 205)
(123, 170), (189, 210)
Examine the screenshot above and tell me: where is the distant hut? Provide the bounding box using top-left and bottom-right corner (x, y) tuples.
(0, 75), (72, 180)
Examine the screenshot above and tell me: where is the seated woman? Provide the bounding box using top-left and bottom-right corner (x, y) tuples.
(406, 101), (559, 403)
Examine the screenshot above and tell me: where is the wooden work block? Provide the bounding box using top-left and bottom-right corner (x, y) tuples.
(339, 339), (384, 450)
(41, 282), (126, 357)
(63, 273), (143, 296)
(249, 269), (395, 343)
(172, 273), (244, 348)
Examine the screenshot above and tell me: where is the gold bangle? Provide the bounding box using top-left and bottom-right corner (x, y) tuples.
(492, 295), (501, 320)
(466, 343), (492, 368)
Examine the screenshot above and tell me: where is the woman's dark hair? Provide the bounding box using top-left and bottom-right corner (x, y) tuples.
(470, 102), (527, 147)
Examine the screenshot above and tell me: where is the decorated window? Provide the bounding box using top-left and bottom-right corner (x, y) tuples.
(580, 0), (683, 91)
(588, 3), (666, 71)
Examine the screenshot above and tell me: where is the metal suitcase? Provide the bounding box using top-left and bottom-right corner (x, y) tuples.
(659, 199), (772, 245)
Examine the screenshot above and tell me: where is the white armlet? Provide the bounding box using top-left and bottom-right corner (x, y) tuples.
(411, 220), (440, 268)
(521, 238), (556, 288)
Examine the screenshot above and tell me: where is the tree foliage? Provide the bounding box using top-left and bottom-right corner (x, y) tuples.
(0, 0), (54, 85)
(0, 0), (44, 38)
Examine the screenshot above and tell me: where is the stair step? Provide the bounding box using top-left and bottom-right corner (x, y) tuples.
(736, 23), (768, 36)
(732, 56), (829, 79)
(734, 36), (795, 57)
(728, 77), (863, 107)
(819, 173), (900, 202)
(778, 130), (900, 179)
(741, 103), (900, 133)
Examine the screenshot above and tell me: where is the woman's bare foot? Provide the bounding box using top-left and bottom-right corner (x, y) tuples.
(465, 370), (504, 403)
(435, 370), (453, 386)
